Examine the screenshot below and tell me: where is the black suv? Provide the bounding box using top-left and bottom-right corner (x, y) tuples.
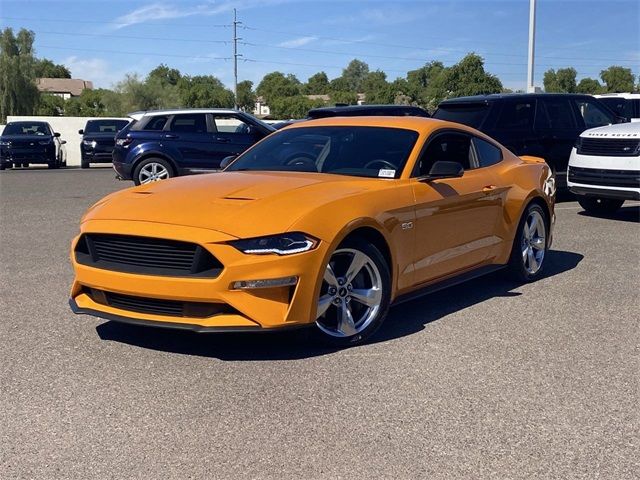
(79, 118), (130, 169)
(0, 121), (67, 170)
(433, 93), (621, 187)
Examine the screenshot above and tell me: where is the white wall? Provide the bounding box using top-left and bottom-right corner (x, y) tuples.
(6, 116), (129, 167)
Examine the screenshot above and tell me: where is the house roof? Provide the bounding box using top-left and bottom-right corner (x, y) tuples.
(36, 78), (94, 96)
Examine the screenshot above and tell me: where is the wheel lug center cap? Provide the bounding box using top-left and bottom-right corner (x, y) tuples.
(338, 287), (348, 297)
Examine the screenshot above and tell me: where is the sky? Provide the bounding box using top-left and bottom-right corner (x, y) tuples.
(1, 0), (639, 92)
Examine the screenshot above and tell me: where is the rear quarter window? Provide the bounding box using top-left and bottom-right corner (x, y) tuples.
(473, 138), (502, 167)
(132, 115), (170, 131)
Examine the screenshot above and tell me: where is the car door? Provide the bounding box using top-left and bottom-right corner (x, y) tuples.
(489, 98), (541, 157)
(535, 97), (580, 182)
(165, 113), (211, 169)
(410, 130), (504, 285)
(209, 115), (261, 167)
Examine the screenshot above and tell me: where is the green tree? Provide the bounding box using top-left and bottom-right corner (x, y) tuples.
(406, 61), (447, 110)
(329, 76), (351, 92)
(600, 66), (635, 92)
(147, 63), (181, 87)
(269, 95), (324, 119)
(442, 54), (502, 99)
(178, 75), (234, 108)
(543, 67), (577, 93)
(329, 91), (358, 105)
(361, 70), (393, 104)
(37, 93), (65, 115)
(236, 80), (255, 111)
(576, 77), (603, 94)
(0, 27), (39, 122)
(338, 59), (370, 92)
(34, 58), (71, 78)
(65, 88), (124, 116)
(304, 72), (330, 94)
(256, 72), (301, 102)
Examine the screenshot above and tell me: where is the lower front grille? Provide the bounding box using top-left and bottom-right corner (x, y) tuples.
(568, 166), (640, 188)
(86, 288), (236, 318)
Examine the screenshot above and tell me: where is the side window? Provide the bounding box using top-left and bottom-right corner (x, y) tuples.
(140, 115), (169, 131)
(213, 116), (251, 134)
(541, 98), (577, 129)
(473, 138), (502, 167)
(574, 99), (613, 128)
(169, 114), (207, 133)
(496, 101), (535, 130)
(417, 132), (474, 176)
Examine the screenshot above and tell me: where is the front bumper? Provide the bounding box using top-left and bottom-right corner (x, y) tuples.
(69, 220), (328, 331)
(112, 161), (133, 180)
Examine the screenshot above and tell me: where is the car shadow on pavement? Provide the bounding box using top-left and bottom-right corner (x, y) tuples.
(577, 204), (639, 224)
(95, 250), (583, 361)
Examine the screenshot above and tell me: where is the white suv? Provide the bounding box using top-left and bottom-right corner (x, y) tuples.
(595, 93), (640, 122)
(568, 122), (640, 214)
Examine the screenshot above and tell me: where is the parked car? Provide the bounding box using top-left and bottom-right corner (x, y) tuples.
(595, 93), (640, 122)
(70, 117), (555, 347)
(272, 104), (430, 129)
(0, 121), (66, 170)
(433, 93), (622, 188)
(79, 118), (130, 169)
(568, 121), (640, 214)
(112, 109), (276, 185)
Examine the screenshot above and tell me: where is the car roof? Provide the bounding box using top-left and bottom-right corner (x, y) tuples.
(438, 92), (598, 105)
(308, 104), (429, 116)
(595, 93), (640, 99)
(128, 108), (239, 121)
(6, 120), (51, 126)
(284, 116), (466, 133)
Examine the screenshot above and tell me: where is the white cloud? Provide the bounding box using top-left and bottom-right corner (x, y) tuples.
(277, 36), (317, 48)
(63, 56), (135, 88)
(112, 2), (234, 29)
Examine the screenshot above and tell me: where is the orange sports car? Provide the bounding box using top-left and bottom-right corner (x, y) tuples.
(69, 117), (555, 347)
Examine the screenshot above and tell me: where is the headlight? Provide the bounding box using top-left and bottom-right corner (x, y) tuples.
(115, 138), (132, 147)
(0, 140), (9, 146)
(38, 139), (52, 145)
(229, 232), (318, 255)
(83, 140), (97, 148)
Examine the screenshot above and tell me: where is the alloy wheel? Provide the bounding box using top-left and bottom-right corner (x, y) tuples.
(139, 162), (169, 184)
(316, 248), (383, 338)
(521, 210), (546, 275)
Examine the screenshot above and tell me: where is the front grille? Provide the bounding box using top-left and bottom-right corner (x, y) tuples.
(75, 234), (223, 277)
(86, 288), (235, 318)
(578, 138), (640, 157)
(568, 166), (640, 188)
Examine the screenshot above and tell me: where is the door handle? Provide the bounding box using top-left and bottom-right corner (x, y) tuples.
(482, 185), (497, 192)
(215, 137), (231, 143)
(164, 134), (178, 139)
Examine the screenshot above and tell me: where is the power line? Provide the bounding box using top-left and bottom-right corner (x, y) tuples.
(38, 45), (231, 62)
(30, 30), (230, 45)
(1, 16), (230, 28)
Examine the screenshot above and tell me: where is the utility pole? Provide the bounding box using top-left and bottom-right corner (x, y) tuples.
(233, 8), (242, 109)
(527, 0), (537, 92)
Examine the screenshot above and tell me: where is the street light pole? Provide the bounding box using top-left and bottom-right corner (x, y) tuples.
(527, 0), (537, 92)
(233, 8), (242, 109)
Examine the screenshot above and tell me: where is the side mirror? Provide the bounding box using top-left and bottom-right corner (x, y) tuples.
(78, 129), (84, 135)
(422, 161), (464, 181)
(616, 115), (629, 124)
(220, 155), (237, 169)
(60, 140), (67, 145)
(54, 132), (61, 137)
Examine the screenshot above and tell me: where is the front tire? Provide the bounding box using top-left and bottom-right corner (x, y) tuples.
(508, 203), (548, 282)
(577, 196), (624, 215)
(133, 157), (174, 186)
(313, 238), (391, 347)
(81, 161), (90, 169)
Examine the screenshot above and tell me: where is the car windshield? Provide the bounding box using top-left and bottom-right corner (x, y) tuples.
(3, 123), (49, 135)
(433, 103), (490, 128)
(85, 120), (129, 133)
(226, 126), (419, 179)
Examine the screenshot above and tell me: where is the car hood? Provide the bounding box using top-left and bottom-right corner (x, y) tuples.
(0, 135), (52, 142)
(83, 171), (378, 238)
(581, 121), (640, 137)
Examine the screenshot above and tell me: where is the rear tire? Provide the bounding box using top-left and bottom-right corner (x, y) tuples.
(81, 161), (90, 169)
(577, 196), (624, 215)
(0, 163), (6, 171)
(21, 162), (29, 168)
(133, 157), (174, 186)
(312, 238), (391, 347)
(508, 203), (549, 282)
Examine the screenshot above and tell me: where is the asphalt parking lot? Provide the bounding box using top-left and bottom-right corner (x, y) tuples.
(1, 167), (638, 479)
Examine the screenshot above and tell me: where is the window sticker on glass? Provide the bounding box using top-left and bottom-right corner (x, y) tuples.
(378, 169), (396, 178)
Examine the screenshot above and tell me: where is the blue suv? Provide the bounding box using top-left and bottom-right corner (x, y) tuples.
(113, 109), (275, 185)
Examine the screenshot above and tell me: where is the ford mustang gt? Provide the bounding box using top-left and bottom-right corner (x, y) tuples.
(69, 117), (555, 347)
